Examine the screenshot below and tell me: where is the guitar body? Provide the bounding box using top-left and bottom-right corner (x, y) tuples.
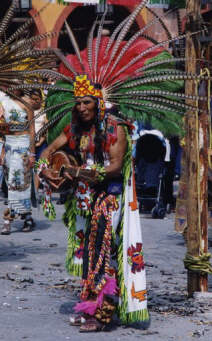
(46, 150), (78, 193)
(42, 150), (97, 192)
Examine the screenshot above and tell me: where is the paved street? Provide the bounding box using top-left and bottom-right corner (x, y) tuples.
(1, 192), (212, 341)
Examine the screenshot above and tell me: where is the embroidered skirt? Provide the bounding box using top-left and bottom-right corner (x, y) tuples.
(3, 135), (32, 215)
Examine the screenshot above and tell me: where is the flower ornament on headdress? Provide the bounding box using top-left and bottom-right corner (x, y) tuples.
(43, 0), (211, 144)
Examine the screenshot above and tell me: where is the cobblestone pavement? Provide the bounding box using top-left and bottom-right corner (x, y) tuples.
(0, 192), (212, 341)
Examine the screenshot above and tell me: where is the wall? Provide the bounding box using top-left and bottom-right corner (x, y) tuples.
(31, 0), (147, 47)
(30, 0), (183, 48)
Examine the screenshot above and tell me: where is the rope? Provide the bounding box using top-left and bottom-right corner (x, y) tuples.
(184, 252), (212, 275)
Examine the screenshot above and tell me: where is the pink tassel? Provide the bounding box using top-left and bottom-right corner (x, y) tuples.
(74, 276), (118, 316)
(74, 300), (97, 316)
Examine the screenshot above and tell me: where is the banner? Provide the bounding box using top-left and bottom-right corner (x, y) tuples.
(61, 0), (139, 4)
(107, 0), (139, 4)
(147, 0), (170, 7)
(63, 0), (100, 3)
(57, 0), (185, 6)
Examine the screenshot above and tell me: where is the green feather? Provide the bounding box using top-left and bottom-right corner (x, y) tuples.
(116, 50), (184, 136)
(46, 80), (74, 144)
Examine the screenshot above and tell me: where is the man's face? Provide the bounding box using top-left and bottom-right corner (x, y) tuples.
(75, 96), (96, 122)
(29, 94), (42, 110)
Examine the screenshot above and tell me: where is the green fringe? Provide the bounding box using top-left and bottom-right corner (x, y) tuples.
(65, 261), (82, 278)
(63, 196), (82, 276)
(119, 308), (149, 325)
(42, 198), (56, 221)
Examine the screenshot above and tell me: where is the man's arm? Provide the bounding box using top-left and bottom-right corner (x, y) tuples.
(40, 131), (68, 162)
(105, 125), (127, 178)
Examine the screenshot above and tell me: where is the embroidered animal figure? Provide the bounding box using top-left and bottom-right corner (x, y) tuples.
(131, 282), (147, 302)
(127, 243), (144, 273)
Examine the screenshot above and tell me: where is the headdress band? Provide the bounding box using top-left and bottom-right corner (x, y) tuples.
(74, 75), (103, 99)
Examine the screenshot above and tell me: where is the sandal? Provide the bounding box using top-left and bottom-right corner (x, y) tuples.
(1, 223), (11, 235)
(79, 317), (106, 333)
(69, 315), (87, 326)
(21, 218), (35, 232)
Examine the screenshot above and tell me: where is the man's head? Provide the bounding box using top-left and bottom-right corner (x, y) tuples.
(26, 90), (42, 110)
(75, 96), (97, 123)
(73, 75), (105, 125)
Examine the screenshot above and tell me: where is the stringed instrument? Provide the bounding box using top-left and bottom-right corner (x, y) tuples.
(41, 150), (77, 192)
(42, 150), (96, 192)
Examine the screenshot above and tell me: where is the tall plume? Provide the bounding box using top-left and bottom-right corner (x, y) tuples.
(102, 7), (174, 86)
(0, 0), (17, 40)
(87, 19), (97, 79)
(94, 9), (107, 83)
(65, 20), (85, 72)
(0, 2), (50, 50)
(100, 0), (149, 84)
(108, 32), (202, 84)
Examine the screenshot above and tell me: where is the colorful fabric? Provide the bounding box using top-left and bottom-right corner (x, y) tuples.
(0, 91), (28, 125)
(3, 135), (32, 215)
(63, 121), (149, 324)
(35, 158), (56, 221)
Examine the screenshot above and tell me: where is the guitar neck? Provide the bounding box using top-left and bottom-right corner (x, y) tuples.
(60, 166), (96, 182)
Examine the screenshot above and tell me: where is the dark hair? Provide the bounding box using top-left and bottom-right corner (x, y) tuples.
(72, 100), (106, 165)
(28, 89), (42, 98)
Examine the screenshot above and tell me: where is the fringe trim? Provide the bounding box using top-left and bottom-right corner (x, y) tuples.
(119, 308), (150, 325)
(63, 195), (83, 277)
(65, 261), (82, 277)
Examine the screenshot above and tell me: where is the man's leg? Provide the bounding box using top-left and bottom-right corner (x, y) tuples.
(1, 208), (13, 235)
(21, 213), (34, 232)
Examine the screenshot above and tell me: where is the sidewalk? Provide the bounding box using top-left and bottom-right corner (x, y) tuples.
(0, 193), (212, 341)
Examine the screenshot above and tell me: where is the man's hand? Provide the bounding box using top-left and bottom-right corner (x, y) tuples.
(40, 149), (52, 163)
(41, 168), (62, 182)
(62, 166), (98, 184)
(41, 168), (69, 191)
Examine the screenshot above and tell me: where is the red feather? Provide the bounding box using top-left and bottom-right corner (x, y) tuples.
(58, 37), (164, 86)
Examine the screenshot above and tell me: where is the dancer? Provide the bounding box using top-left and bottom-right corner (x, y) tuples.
(37, 0), (209, 332)
(0, 90), (35, 234)
(40, 76), (148, 331)
(0, 1), (64, 233)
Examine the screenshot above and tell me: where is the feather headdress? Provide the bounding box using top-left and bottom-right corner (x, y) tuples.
(34, 1), (210, 141)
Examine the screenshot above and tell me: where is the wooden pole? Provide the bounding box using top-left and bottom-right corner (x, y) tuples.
(185, 0), (208, 296)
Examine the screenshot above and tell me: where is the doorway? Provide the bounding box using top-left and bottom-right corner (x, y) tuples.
(58, 5), (140, 54)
